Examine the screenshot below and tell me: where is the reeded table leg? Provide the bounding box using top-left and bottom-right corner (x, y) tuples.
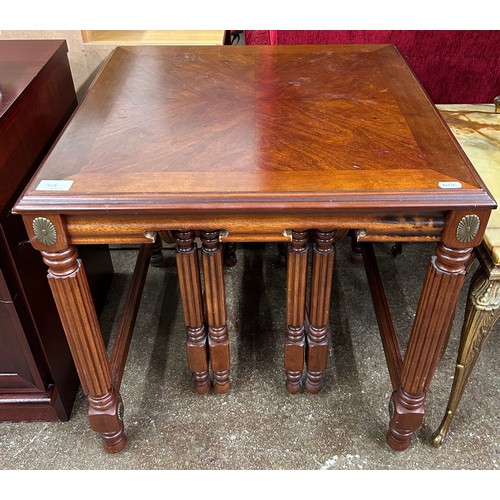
(387, 242), (472, 451)
(305, 230), (335, 393)
(285, 229), (309, 393)
(175, 230), (210, 394)
(201, 230), (230, 393)
(43, 245), (126, 453)
(432, 267), (500, 447)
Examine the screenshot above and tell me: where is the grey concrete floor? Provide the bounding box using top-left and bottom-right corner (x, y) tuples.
(1, 239), (499, 471)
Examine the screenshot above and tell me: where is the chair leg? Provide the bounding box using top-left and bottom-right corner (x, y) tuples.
(432, 267), (500, 447)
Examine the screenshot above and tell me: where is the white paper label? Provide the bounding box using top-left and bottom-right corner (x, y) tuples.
(36, 180), (74, 191)
(438, 181), (462, 189)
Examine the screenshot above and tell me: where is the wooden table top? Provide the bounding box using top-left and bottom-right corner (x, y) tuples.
(14, 44), (495, 216)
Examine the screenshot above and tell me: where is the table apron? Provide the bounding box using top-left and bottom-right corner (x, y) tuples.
(61, 213), (446, 245)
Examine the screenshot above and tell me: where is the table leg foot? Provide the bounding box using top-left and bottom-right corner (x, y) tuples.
(88, 387), (127, 453)
(285, 325), (305, 394)
(386, 427), (413, 451)
(208, 327), (231, 394)
(186, 325), (210, 394)
(286, 371), (303, 394)
(213, 369), (231, 393)
(386, 389), (425, 452)
(100, 429), (128, 453)
(193, 371), (211, 394)
(304, 330), (328, 394)
(431, 412), (452, 448)
(305, 371), (323, 394)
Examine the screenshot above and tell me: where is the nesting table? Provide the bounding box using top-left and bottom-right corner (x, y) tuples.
(13, 44), (495, 453)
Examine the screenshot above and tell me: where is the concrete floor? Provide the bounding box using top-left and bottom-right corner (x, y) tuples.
(1, 239), (499, 471)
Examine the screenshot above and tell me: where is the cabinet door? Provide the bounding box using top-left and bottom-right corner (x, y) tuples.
(0, 268), (45, 391)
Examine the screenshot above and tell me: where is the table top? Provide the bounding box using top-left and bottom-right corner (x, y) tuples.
(438, 104), (500, 263)
(14, 44), (495, 216)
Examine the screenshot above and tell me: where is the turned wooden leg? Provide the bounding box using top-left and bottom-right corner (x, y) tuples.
(387, 242), (472, 451)
(43, 245), (126, 453)
(150, 233), (165, 267)
(201, 230), (230, 393)
(349, 231), (363, 265)
(305, 230), (335, 393)
(150, 230), (176, 267)
(285, 229), (309, 393)
(175, 230), (210, 394)
(432, 268), (500, 447)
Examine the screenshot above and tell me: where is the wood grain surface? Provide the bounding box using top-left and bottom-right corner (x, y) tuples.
(14, 44), (495, 216)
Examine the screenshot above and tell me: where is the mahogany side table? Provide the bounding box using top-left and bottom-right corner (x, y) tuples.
(13, 45), (495, 452)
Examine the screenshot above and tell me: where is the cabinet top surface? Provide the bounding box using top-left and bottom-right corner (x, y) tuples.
(0, 39), (67, 120)
(15, 44), (495, 214)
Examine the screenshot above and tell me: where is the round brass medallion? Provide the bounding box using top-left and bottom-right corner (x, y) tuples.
(32, 217), (57, 246)
(456, 214), (480, 244)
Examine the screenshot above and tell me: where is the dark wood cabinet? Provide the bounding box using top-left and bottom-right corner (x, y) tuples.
(0, 39), (113, 421)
